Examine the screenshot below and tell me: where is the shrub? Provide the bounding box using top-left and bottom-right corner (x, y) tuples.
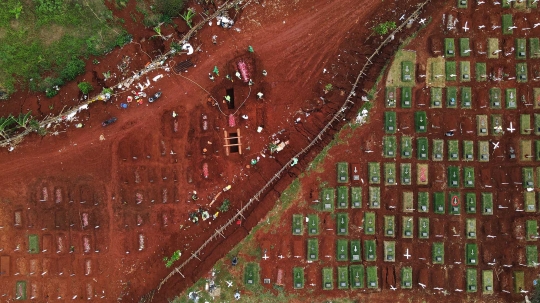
(45, 88), (58, 98)
(218, 199), (230, 212)
(77, 82), (93, 95)
(60, 58), (85, 82)
(163, 250), (182, 268)
(373, 21), (397, 35)
(156, 0), (185, 18)
(115, 31), (132, 47)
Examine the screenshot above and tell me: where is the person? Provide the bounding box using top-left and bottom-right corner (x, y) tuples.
(209, 73), (215, 81)
(262, 70), (267, 76)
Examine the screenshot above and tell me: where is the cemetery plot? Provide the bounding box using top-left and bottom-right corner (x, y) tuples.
(366, 266), (378, 289)
(445, 38), (456, 57)
(514, 271), (524, 293)
(384, 241), (395, 262)
(478, 141), (489, 162)
(402, 216), (414, 238)
(384, 163), (397, 186)
(244, 263), (259, 286)
(466, 193), (476, 213)
(462, 87), (472, 108)
(526, 220), (537, 241)
(418, 192), (429, 212)
(433, 139), (444, 161)
(521, 114), (532, 135)
(351, 187), (362, 208)
(525, 192), (536, 212)
(322, 268), (333, 290)
(428, 57), (446, 86)
(364, 212), (376, 235)
(431, 87), (443, 108)
(336, 213), (349, 235)
(476, 63), (487, 82)
(28, 235), (39, 254)
(401, 163), (412, 185)
(526, 246), (538, 266)
(368, 162), (381, 184)
(506, 88), (517, 109)
(481, 193), (493, 215)
(464, 167), (475, 187)
(502, 14), (513, 35)
(383, 136), (397, 158)
(523, 167), (535, 189)
(364, 240), (377, 262)
(531, 38), (540, 59)
(434, 192), (445, 214)
(337, 162), (349, 183)
(350, 265), (364, 289)
(402, 192), (414, 212)
(535, 88), (540, 109)
(401, 136), (413, 158)
(292, 214), (303, 235)
(466, 218), (477, 239)
(419, 217), (430, 239)
(337, 266), (349, 289)
(351, 163), (361, 183)
(336, 186), (349, 209)
(449, 192), (461, 215)
(517, 63), (528, 83)
(308, 214), (319, 235)
(477, 115), (489, 136)
(535, 114), (540, 136)
(369, 187), (381, 209)
(350, 240), (362, 262)
(384, 216), (395, 237)
(466, 268), (478, 292)
(307, 238), (319, 261)
(401, 61), (414, 82)
(15, 281), (27, 300)
(483, 270), (494, 294)
(293, 267), (304, 289)
(336, 239), (348, 261)
(415, 111), (427, 133)
(401, 87), (412, 108)
(536, 142), (540, 161)
(465, 243), (478, 265)
(401, 267), (413, 289)
(447, 166), (460, 187)
(447, 86), (458, 108)
(488, 38), (499, 59)
(432, 242), (444, 264)
(460, 38), (470, 56)
(417, 137), (429, 160)
(491, 115), (503, 135)
(386, 87), (397, 108)
(445, 61), (457, 81)
(520, 140), (533, 161)
(516, 38), (526, 60)
(321, 188), (335, 211)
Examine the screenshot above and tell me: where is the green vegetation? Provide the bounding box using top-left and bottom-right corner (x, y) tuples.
(464, 166), (475, 187)
(383, 135), (397, 158)
(531, 38), (540, 59)
(384, 111), (397, 134)
(488, 38), (499, 59)
(502, 14), (513, 35)
(307, 214), (319, 235)
(401, 267), (413, 288)
(15, 281), (26, 300)
(432, 242), (444, 264)
(418, 191), (429, 212)
(428, 57), (446, 87)
(525, 191), (536, 212)
(369, 186), (380, 209)
(467, 268), (478, 292)
(336, 239), (348, 261)
(476, 62), (487, 81)
(384, 163), (396, 185)
(401, 136), (413, 158)
(448, 140), (459, 160)
(218, 199), (230, 212)
(336, 213), (349, 235)
(403, 192), (414, 212)
(445, 61), (457, 81)
(466, 218), (477, 239)
(28, 234), (39, 254)
(516, 38), (527, 59)
(402, 216), (413, 238)
(368, 162), (381, 184)
(350, 265), (364, 288)
(373, 21), (396, 35)
(384, 215), (395, 237)
(180, 7), (196, 28)
(447, 166), (459, 187)
(385, 87), (396, 108)
(417, 137), (428, 160)
(292, 214), (303, 235)
(383, 241), (395, 262)
(527, 220), (538, 241)
(477, 115), (488, 136)
(514, 271), (525, 293)
(517, 62), (528, 83)
(350, 240), (361, 262)
(307, 238), (318, 261)
(447, 86), (457, 108)
(324, 83), (333, 92)
(419, 217), (429, 239)
(401, 163), (412, 185)
(492, 114), (504, 135)
(322, 267), (333, 290)
(366, 266), (378, 288)
(466, 243), (478, 265)
(457, 0), (468, 8)
(460, 37), (470, 56)
(481, 192), (493, 215)
(415, 111), (427, 132)
(460, 61), (470, 82)
(77, 82), (93, 95)
(444, 38), (455, 57)
(521, 114), (532, 135)
(433, 192), (445, 214)
(0, 0), (130, 97)
(433, 139), (444, 161)
(243, 262), (259, 286)
(401, 61), (414, 82)
(336, 186), (348, 209)
(483, 270), (494, 294)
(448, 192), (460, 215)
(526, 245), (538, 266)
(351, 187), (362, 208)
(337, 162), (349, 183)
(490, 87), (502, 108)
(293, 267), (304, 289)
(431, 87), (443, 108)
(401, 86), (412, 108)
(364, 212), (376, 235)
(337, 266), (349, 289)
(321, 188), (335, 211)
(163, 250), (181, 268)
(461, 87), (472, 108)
(478, 140), (489, 162)
(385, 50), (416, 88)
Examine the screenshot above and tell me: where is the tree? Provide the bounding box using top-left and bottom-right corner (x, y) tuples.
(77, 82), (93, 95)
(13, 111), (33, 129)
(531, 282), (540, 303)
(61, 58), (85, 82)
(218, 199), (230, 213)
(373, 21), (397, 35)
(156, 0), (185, 18)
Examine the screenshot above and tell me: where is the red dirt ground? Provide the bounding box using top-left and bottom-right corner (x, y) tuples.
(0, 0), (433, 301)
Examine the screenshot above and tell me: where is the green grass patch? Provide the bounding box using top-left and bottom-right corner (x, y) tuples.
(433, 139), (444, 161)
(529, 0), (539, 8)
(401, 136), (413, 158)
(366, 266), (378, 288)
(466, 268), (478, 292)
(447, 166), (460, 187)
(401, 86), (412, 108)
(384, 163), (397, 186)
(476, 62), (487, 82)
(350, 265), (365, 288)
(321, 188), (335, 211)
(483, 270), (494, 294)
(534, 114), (540, 136)
(307, 238), (319, 261)
(432, 242), (444, 264)
(417, 137), (429, 160)
(322, 267), (334, 290)
(447, 86), (458, 108)
(431, 87), (443, 108)
(531, 38), (540, 59)
(448, 140), (459, 161)
(445, 61), (457, 81)
(521, 114), (532, 135)
(244, 263), (260, 286)
(307, 214), (319, 235)
(464, 166), (475, 188)
(449, 192), (461, 215)
(293, 267), (304, 289)
(513, 271), (524, 293)
(368, 162), (381, 184)
(517, 62), (528, 83)
(488, 38), (499, 59)
(490, 88), (502, 109)
(337, 186), (349, 209)
(15, 281), (26, 300)
(292, 214), (303, 235)
(384, 241), (396, 262)
(466, 218), (477, 239)
(415, 111), (427, 133)
(460, 61), (471, 82)
(385, 87), (397, 108)
(402, 216), (414, 238)
(457, 0), (468, 8)
(526, 220), (538, 241)
(369, 186), (381, 209)
(418, 191), (429, 212)
(336, 213), (349, 235)
(337, 266), (349, 289)
(385, 50), (417, 88)
(536, 142), (540, 161)
(383, 136), (397, 158)
(460, 37), (470, 56)
(403, 191), (414, 212)
(364, 212), (376, 235)
(401, 267), (413, 289)
(350, 240), (362, 262)
(384, 215), (395, 237)
(445, 38), (456, 57)
(384, 111), (397, 134)
(401, 163), (412, 185)
(466, 192), (477, 213)
(337, 162), (349, 183)
(465, 243), (478, 265)
(526, 246), (538, 267)
(478, 141), (490, 162)
(419, 217), (429, 239)
(463, 140), (474, 161)
(461, 86), (472, 108)
(502, 14), (513, 35)
(28, 234), (39, 254)
(351, 187), (362, 208)
(427, 57), (446, 87)
(525, 192), (536, 212)
(336, 239), (349, 261)
(506, 88), (517, 108)
(516, 38), (527, 59)
(523, 167), (535, 189)
(482, 192), (493, 215)
(520, 140), (533, 161)
(492, 114), (504, 135)
(434, 192), (445, 214)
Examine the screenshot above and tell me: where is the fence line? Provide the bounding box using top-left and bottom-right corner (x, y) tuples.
(155, 0), (432, 293)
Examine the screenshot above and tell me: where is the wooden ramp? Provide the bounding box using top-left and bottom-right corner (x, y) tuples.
(223, 128), (242, 156)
